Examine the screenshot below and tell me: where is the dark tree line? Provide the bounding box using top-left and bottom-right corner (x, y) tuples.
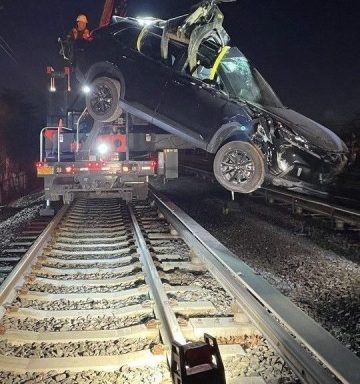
(0, 89), (41, 179)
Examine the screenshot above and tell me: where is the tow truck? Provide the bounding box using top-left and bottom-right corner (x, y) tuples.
(37, 1), (193, 215)
(37, 99), (190, 214)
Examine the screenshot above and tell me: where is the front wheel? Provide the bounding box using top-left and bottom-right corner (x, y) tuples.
(86, 77), (122, 122)
(213, 141), (265, 193)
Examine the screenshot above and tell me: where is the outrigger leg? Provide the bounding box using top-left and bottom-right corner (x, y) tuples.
(40, 199), (55, 217)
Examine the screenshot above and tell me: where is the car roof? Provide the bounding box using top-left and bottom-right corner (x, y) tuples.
(92, 17), (164, 38)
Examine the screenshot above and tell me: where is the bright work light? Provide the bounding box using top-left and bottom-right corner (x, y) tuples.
(82, 85), (91, 94)
(136, 17), (157, 26)
(97, 143), (109, 155)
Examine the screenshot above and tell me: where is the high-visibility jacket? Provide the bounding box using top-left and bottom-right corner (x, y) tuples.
(69, 27), (91, 41)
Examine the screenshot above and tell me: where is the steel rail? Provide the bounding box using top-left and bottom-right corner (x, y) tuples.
(150, 188), (360, 384)
(180, 165), (360, 227)
(0, 205), (69, 316)
(0, 200), (168, 378)
(128, 206), (186, 353)
(261, 186), (360, 226)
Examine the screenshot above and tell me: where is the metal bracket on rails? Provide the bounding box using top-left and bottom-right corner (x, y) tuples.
(171, 334), (226, 384)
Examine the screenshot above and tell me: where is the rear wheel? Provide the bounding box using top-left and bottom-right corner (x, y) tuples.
(213, 141), (265, 193)
(86, 77), (122, 122)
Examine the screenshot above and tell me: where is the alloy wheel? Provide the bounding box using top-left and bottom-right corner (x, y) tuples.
(220, 149), (255, 185)
(90, 84), (113, 116)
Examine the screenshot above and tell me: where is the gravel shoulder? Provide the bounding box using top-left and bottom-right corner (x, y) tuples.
(0, 192), (44, 252)
(151, 176), (360, 356)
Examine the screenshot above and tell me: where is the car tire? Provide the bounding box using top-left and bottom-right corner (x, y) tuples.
(86, 77), (122, 122)
(213, 141), (265, 193)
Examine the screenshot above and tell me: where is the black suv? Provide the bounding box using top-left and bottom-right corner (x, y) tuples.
(74, 8), (348, 194)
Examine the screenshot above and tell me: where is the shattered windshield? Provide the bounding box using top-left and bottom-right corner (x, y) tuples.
(219, 47), (283, 108)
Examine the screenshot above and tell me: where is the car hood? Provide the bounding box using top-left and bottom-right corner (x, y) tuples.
(264, 107), (348, 153)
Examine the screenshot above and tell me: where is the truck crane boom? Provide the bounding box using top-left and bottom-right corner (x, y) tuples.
(99, 0), (128, 28)
(99, 0), (115, 27)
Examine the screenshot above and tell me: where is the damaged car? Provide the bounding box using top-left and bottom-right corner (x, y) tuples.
(72, 0), (348, 193)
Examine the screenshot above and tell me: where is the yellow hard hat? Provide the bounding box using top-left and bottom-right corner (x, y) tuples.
(77, 14), (88, 23)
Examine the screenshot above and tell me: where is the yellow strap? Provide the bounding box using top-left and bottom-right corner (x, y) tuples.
(136, 26), (148, 52)
(209, 46), (231, 80)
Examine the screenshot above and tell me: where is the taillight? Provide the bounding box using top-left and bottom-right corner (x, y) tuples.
(88, 162), (103, 171)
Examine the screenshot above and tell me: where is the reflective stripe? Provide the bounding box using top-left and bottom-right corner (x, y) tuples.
(209, 45), (231, 80)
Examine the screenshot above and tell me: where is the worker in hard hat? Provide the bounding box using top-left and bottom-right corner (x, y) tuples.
(68, 14), (91, 40)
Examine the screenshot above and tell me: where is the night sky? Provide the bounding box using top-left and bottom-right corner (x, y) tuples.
(0, 0), (359, 125)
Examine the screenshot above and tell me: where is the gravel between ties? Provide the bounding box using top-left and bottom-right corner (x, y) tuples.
(1, 313), (153, 332)
(0, 364), (171, 384)
(0, 337), (159, 358)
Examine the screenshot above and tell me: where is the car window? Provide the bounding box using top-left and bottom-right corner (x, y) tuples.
(193, 65), (211, 81)
(190, 60), (225, 90)
(140, 32), (185, 69)
(167, 41), (187, 69)
(186, 43), (217, 80)
(140, 32), (162, 61)
(218, 47), (283, 107)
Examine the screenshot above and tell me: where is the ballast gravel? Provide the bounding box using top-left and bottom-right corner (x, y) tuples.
(47, 252), (136, 261)
(41, 260), (136, 270)
(0, 337), (159, 358)
(35, 270), (142, 280)
(0, 364), (171, 384)
(27, 281), (146, 294)
(50, 245), (133, 252)
(165, 274), (234, 314)
(13, 296), (149, 311)
(0, 203), (42, 253)
(224, 337), (299, 384)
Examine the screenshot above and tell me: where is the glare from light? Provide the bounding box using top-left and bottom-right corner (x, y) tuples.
(82, 85), (91, 94)
(50, 86), (56, 93)
(136, 17), (156, 26)
(294, 135), (306, 143)
(277, 153), (290, 172)
(98, 143), (109, 155)
(278, 158), (289, 172)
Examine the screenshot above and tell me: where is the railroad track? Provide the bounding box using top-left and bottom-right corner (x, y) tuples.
(0, 216), (53, 285)
(180, 165), (360, 230)
(0, 195), (358, 383)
